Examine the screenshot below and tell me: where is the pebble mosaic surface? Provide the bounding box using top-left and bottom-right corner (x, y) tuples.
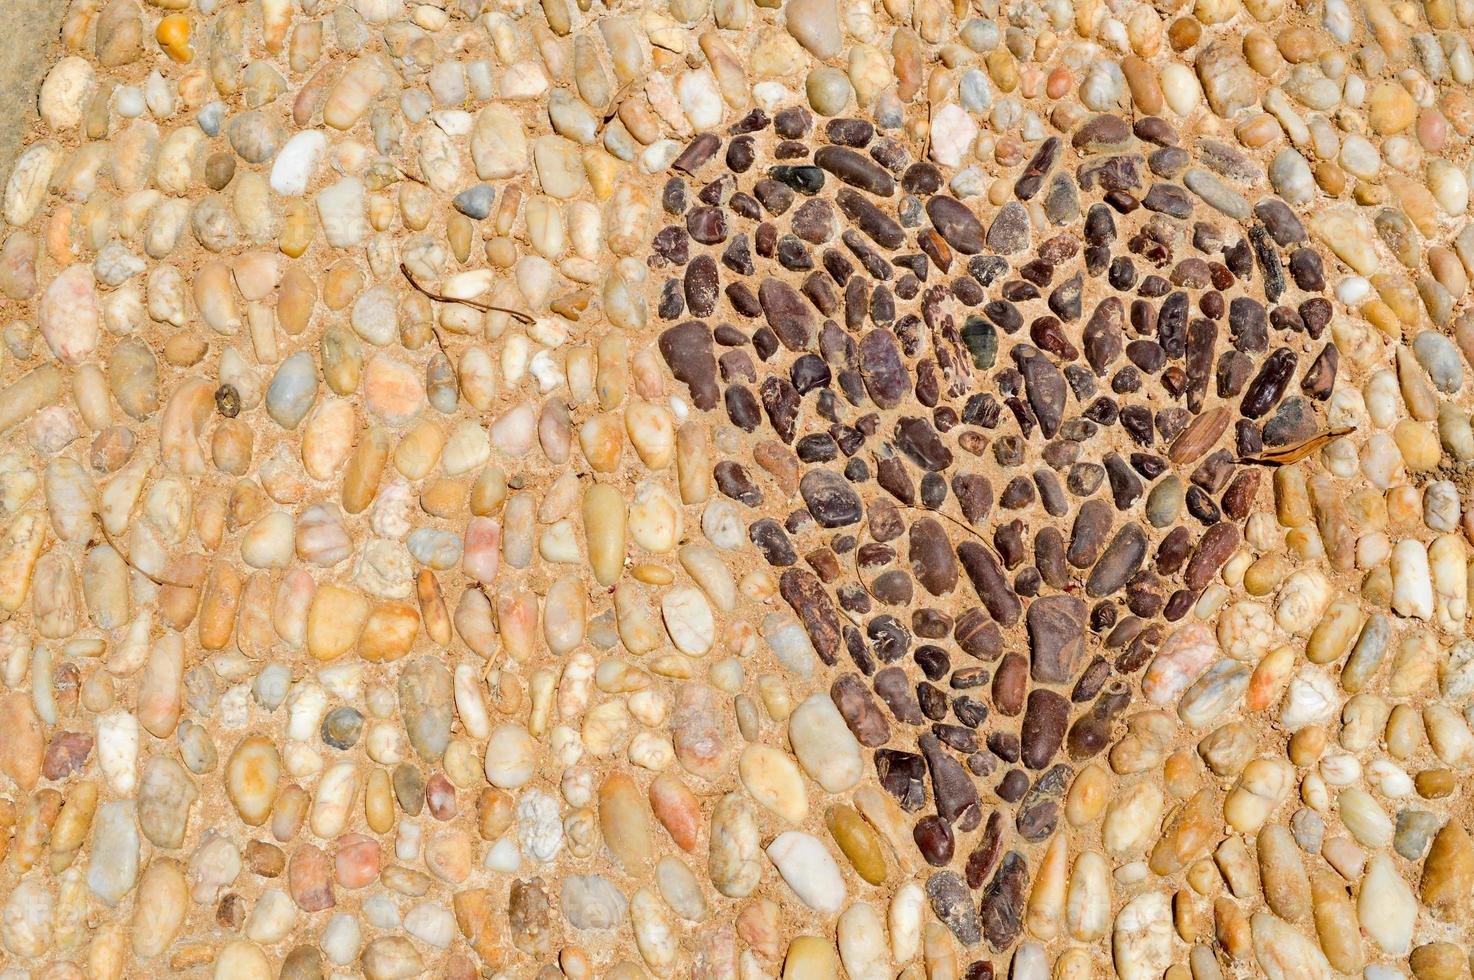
(1, 0), (1474, 979)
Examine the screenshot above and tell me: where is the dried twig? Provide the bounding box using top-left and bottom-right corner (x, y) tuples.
(394, 166), (428, 186)
(600, 72), (646, 127)
(1238, 426), (1356, 466)
(92, 514), (164, 587)
(922, 96), (934, 162)
(399, 262), (535, 324)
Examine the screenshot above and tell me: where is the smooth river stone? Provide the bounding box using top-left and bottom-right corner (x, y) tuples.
(766, 831), (846, 913)
(1086, 523), (1148, 597)
(925, 196), (985, 254)
(1026, 595), (1086, 684)
(788, 693), (864, 793)
(1143, 622), (1220, 704)
(1112, 892), (1175, 980)
(658, 322), (719, 410)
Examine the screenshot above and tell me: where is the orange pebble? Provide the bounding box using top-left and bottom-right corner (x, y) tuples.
(1047, 67), (1073, 99)
(156, 14), (192, 62)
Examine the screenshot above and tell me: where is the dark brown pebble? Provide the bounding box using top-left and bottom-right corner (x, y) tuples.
(873, 666), (924, 725)
(914, 644), (950, 681)
(926, 871), (981, 945)
(1240, 346), (1298, 418)
(1018, 349), (1067, 438)
(926, 196), (986, 254)
(1104, 452), (1144, 508)
(754, 178), (795, 216)
(766, 375), (801, 442)
(1300, 297), (1332, 338)
(875, 748), (927, 810)
(1071, 656), (1113, 702)
(980, 851), (1028, 951)
(991, 653), (1028, 716)
(1301, 343), (1337, 399)
(913, 680), (949, 719)
(682, 255), (718, 318)
(958, 542), (1022, 626)
(1067, 498), (1113, 568)
(1119, 621), (1164, 673)
(723, 238), (757, 279)
(831, 674), (891, 747)
(791, 198), (836, 244)
(894, 416), (952, 471)
(718, 349), (754, 383)
(1086, 523), (1148, 597)
(902, 162), (943, 195)
(954, 608), (1002, 661)
(1026, 594), (1086, 684)
(1072, 114), (1132, 154)
(729, 108), (770, 134)
(780, 568), (841, 665)
(919, 733), (981, 830)
(686, 206), (727, 244)
(914, 815), (955, 866)
(986, 202), (1031, 254)
(748, 518), (797, 566)
(657, 321), (718, 410)
(825, 117), (874, 146)
(909, 517), (958, 596)
(815, 145), (896, 196)
(714, 461), (762, 506)
(1183, 522), (1239, 590)
(965, 811), (1005, 889)
(1185, 318), (1217, 413)
(1077, 154), (1142, 193)
(1020, 689), (1068, 769)
(867, 498), (904, 542)
(723, 280), (758, 318)
(866, 615), (910, 663)
(836, 188), (905, 249)
(1014, 137), (1061, 200)
(755, 276), (815, 351)
(1134, 116), (1178, 146)
(774, 106), (812, 138)
(1289, 248), (1325, 290)
(1067, 683), (1130, 760)
(990, 766), (1025, 801)
(912, 608), (952, 638)
(858, 328), (909, 408)
(1254, 198), (1306, 245)
(1221, 469), (1260, 520)
(843, 229), (894, 280)
(937, 722), (984, 751)
(725, 137), (756, 174)
(671, 132), (719, 174)
(1015, 763), (1071, 841)
(1164, 589), (1196, 620)
(1035, 526), (1069, 588)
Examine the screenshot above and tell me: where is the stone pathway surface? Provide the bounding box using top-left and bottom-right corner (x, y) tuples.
(0, 1), (1472, 979)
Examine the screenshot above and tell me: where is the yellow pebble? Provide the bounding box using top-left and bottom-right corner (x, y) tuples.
(631, 563), (674, 585)
(278, 200), (313, 257)
(156, 14), (192, 62)
(1394, 419), (1442, 470)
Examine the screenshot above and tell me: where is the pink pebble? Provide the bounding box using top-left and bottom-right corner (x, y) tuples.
(334, 833), (381, 888)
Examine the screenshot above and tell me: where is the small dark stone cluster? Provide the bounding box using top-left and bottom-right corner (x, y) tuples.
(655, 107), (1332, 954)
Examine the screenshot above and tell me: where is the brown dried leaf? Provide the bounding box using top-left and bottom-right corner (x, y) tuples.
(1237, 427), (1356, 466)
